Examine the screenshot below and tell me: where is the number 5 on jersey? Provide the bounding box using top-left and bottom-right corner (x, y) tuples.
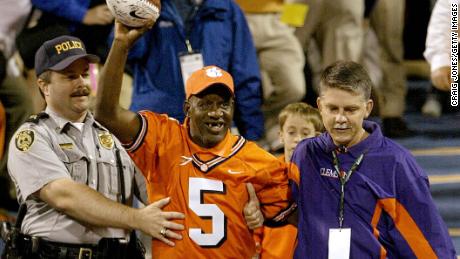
(188, 177), (226, 247)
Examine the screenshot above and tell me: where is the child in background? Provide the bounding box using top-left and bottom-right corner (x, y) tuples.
(254, 102), (324, 259)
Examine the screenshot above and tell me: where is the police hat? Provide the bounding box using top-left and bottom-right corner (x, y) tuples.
(34, 35), (100, 77)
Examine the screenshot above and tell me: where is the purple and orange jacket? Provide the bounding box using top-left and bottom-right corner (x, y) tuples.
(291, 121), (456, 258)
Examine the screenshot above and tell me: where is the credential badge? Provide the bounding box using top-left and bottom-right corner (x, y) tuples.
(15, 130), (35, 152)
(98, 131), (114, 149)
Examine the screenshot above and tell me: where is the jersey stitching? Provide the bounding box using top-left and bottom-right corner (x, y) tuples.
(191, 136), (246, 173)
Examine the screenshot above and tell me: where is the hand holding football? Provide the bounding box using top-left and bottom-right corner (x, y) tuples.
(106, 0), (160, 27)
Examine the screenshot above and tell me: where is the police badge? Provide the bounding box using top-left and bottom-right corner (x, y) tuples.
(15, 130), (35, 152)
(98, 131), (114, 149)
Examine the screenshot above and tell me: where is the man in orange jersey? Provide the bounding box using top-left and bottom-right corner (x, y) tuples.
(95, 20), (291, 258)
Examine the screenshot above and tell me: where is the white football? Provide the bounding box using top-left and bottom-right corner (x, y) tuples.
(106, 0), (160, 27)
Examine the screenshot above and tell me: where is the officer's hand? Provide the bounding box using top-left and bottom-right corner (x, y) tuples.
(113, 20), (155, 49)
(138, 197), (185, 246)
(431, 66), (452, 91)
(83, 4), (114, 25)
(243, 183), (264, 229)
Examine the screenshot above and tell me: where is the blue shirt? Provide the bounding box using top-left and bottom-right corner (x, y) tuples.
(292, 120), (456, 258)
(32, 0), (90, 23)
(126, 0), (264, 140)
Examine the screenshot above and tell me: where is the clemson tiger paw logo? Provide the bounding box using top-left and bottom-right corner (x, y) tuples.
(205, 67), (223, 78)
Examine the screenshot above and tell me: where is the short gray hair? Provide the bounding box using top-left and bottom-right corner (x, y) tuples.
(319, 61), (373, 100)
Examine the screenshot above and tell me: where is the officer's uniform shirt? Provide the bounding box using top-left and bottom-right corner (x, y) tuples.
(7, 107), (146, 244)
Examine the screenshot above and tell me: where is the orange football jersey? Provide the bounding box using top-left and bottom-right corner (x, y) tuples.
(252, 156), (298, 259)
(260, 225), (297, 259)
(125, 111), (290, 258)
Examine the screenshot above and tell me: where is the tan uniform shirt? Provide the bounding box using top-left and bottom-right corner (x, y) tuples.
(7, 107), (146, 244)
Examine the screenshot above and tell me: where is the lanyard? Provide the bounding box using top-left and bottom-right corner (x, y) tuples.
(184, 3), (200, 54)
(331, 150), (364, 229)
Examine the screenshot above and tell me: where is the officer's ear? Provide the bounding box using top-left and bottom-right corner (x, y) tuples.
(37, 77), (49, 97)
(36, 70), (53, 97)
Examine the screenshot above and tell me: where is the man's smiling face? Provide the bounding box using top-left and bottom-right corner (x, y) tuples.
(185, 84), (234, 148)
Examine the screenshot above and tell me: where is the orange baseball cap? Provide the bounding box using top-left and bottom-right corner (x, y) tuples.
(185, 66), (234, 99)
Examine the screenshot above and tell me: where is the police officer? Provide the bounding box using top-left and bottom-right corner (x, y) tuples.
(6, 35), (184, 258)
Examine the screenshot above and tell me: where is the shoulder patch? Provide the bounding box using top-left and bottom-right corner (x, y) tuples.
(26, 112), (49, 124)
(15, 129), (35, 152)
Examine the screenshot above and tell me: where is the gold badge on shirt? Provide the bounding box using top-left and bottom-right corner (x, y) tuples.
(98, 131), (114, 149)
(15, 129), (35, 152)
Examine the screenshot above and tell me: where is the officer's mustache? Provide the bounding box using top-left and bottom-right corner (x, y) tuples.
(70, 85), (91, 97)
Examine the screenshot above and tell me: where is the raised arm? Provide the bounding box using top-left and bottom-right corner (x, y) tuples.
(94, 21), (152, 143)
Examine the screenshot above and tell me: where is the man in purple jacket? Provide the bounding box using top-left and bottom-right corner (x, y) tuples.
(291, 60), (456, 258)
